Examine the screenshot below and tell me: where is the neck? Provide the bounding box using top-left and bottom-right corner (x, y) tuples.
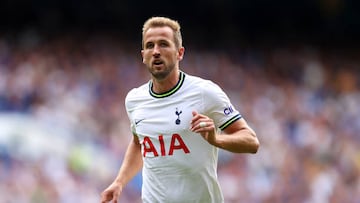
(151, 70), (180, 94)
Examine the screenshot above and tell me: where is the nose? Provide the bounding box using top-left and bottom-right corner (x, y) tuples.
(152, 44), (160, 56)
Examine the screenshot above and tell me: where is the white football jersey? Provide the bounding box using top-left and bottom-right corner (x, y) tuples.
(125, 71), (242, 203)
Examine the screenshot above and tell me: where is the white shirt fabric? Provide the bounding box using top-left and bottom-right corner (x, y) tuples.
(125, 71), (242, 203)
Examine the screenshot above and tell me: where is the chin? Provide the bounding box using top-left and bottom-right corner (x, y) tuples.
(151, 70), (168, 80)
(149, 65), (175, 80)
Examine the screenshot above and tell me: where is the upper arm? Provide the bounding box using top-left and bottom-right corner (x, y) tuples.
(222, 117), (256, 137)
(221, 117), (259, 153)
(132, 133), (141, 146)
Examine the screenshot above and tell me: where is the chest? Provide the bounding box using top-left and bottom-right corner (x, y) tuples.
(132, 95), (200, 137)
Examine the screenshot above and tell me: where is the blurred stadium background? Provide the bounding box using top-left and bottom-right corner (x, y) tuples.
(0, 0), (359, 202)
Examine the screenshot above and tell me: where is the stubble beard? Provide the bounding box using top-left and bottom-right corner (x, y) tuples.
(149, 63), (175, 81)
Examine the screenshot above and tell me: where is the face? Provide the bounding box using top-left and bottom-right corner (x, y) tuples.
(141, 26), (184, 80)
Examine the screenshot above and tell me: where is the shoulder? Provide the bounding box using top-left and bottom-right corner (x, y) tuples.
(184, 73), (220, 91)
(126, 82), (148, 97)
(125, 82), (149, 107)
(186, 73), (224, 97)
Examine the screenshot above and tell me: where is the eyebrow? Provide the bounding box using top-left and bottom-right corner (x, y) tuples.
(145, 39), (170, 46)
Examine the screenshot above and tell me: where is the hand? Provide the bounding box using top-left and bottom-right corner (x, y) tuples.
(190, 111), (217, 145)
(100, 182), (122, 203)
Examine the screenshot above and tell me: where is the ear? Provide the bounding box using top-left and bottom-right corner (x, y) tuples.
(177, 47), (185, 61)
(141, 50), (145, 64)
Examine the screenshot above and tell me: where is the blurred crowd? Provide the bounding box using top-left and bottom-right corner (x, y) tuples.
(0, 31), (359, 203)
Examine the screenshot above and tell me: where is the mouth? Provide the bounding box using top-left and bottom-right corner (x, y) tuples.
(152, 60), (164, 67)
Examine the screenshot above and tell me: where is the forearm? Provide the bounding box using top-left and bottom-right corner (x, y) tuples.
(113, 136), (143, 187)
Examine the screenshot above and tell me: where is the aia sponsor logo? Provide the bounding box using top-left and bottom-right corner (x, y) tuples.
(142, 134), (190, 157)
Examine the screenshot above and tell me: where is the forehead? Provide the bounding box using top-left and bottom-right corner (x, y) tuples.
(143, 26), (174, 43)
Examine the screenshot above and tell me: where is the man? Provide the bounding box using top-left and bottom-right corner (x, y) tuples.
(100, 16), (259, 203)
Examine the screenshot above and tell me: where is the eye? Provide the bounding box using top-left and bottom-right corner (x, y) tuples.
(160, 42), (168, 47)
(145, 42), (154, 49)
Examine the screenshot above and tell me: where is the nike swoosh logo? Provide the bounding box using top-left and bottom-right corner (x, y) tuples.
(135, 118), (146, 125)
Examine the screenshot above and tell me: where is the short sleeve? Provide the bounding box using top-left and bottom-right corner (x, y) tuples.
(201, 81), (242, 131)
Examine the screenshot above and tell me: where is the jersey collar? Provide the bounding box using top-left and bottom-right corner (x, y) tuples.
(149, 71), (185, 98)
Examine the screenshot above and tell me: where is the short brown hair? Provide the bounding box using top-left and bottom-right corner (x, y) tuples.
(142, 16), (183, 49)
